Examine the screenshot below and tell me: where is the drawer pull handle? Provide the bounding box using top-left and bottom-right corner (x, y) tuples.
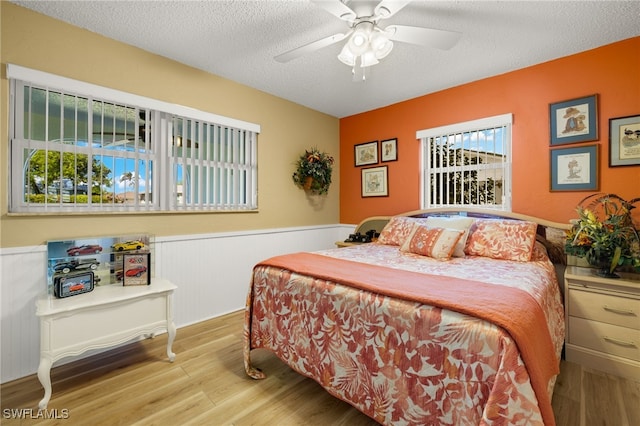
(603, 336), (637, 348)
(603, 305), (636, 316)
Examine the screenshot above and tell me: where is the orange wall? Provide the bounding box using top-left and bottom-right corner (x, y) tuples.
(340, 37), (640, 225)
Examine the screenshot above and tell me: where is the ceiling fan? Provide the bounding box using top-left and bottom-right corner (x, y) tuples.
(92, 111), (198, 148)
(92, 110), (149, 146)
(275, 0), (461, 80)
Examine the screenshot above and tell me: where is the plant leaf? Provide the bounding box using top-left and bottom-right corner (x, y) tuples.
(610, 246), (622, 273)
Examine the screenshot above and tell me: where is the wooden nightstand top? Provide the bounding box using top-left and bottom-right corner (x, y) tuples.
(335, 241), (369, 248)
(565, 266), (640, 293)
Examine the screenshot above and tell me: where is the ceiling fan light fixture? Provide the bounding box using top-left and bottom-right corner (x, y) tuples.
(352, 32), (368, 47)
(339, 21), (393, 73)
(348, 29), (370, 55)
(338, 43), (356, 66)
(371, 31), (393, 59)
(360, 50), (379, 68)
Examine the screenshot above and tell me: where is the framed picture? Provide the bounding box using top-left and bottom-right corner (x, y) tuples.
(609, 114), (640, 167)
(549, 94), (598, 145)
(354, 141), (378, 166)
(361, 166), (388, 197)
(122, 252), (151, 286)
(550, 144), (598, 191)
(380, 138), (398, 162)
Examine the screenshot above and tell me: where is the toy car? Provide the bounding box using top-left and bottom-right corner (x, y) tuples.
(67, 244), (103, 256)
(68, 283), (86, 292)
(125, 265), (147, 277)
(53, 258), (100, 274)
(53, 272), (95, 298)
(112, 240), (145, 251)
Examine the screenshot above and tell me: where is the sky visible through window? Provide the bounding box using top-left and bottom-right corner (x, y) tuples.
(446, 127), (505, 155)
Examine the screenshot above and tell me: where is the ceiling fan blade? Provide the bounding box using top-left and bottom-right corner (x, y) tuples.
(374, 0), (411, 19)
(310, 0), (356, 22)
(386, 25), (461, 50)
(275, 32), (350, 63)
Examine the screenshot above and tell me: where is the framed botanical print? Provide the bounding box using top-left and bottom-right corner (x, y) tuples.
(361, 166), (388, 197)
(550, 144), (598, 191)
(609, 114), (640, 167)
(549, 94), (598, 145)
(380, 138), (397, 162)
(354, 141), (378, 166)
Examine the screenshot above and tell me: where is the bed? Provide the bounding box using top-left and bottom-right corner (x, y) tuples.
(244, 208), (570, 425)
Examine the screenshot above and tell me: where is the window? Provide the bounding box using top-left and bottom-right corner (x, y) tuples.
(417, 114), (512, 210)
(8, 64), (260, 213)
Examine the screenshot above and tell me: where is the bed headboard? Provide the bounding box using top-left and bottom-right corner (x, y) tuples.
(353, 207), (571, 265)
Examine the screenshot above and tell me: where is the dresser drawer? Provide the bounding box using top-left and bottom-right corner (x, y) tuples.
(569, 316), (640, 361)
(568, 288), (640, 330)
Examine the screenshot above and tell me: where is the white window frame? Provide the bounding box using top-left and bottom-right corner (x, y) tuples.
(7, 64), (260, 213)
(416, 113), (512, 211)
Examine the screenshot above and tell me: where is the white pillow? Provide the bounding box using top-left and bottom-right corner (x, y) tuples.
(425, 216), (474, 257)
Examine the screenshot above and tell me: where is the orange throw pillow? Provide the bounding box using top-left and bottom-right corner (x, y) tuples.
(400, 225), (465, 260)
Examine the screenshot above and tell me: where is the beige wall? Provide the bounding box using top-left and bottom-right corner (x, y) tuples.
(0, 3), (340, 248)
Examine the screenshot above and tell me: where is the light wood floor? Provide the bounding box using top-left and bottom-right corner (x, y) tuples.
(2, 310), (638, 425)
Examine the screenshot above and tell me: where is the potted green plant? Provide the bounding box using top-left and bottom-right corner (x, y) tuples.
(292, 147), (334, 195)
(565, 193), (640, 277)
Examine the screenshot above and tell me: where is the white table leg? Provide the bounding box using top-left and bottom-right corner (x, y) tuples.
(166, 321), (176, 362)
(37, 357), (52, 409)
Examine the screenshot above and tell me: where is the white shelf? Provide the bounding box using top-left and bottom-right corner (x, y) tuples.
(36, 279), (177, 409)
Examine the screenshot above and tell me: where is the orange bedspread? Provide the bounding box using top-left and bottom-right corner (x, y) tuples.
(256, 252), (559, 426)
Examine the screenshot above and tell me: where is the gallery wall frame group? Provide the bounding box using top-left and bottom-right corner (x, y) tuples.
(549, 93), (638, 192)
(354, 138), (396, 198)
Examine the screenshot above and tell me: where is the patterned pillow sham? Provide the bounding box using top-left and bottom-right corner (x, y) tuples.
(377, 216), (420, 246)
(531, 240), (550, 261)
(464, 219), (538, 261)
(400, 224), (465, 259)
(425, 216), (475, 257)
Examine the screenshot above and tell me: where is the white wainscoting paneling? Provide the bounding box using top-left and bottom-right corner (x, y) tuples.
(0, 245), (48, 384)
(1, 224), (355, 384)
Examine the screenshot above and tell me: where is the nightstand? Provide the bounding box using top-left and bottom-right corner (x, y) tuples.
(336, 216), (391, 248)
(564, 266), (639, 380)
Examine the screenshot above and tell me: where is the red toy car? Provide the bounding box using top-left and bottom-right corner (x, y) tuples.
(67, 244), (103, 256)
(125, 265), (147, 277)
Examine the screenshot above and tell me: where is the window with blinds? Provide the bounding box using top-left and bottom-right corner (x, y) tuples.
(8, 65), (259, 213)
(170, 117), (257, 210)
(416, 114), (512, 210)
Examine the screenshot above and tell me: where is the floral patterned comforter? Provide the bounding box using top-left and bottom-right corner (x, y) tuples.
(244, 243), (564, 425)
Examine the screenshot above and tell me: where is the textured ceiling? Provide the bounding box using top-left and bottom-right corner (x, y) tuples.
(10, 0), (640, 118)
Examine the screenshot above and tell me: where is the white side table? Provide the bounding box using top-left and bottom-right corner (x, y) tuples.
(36, 279), (177, 409)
